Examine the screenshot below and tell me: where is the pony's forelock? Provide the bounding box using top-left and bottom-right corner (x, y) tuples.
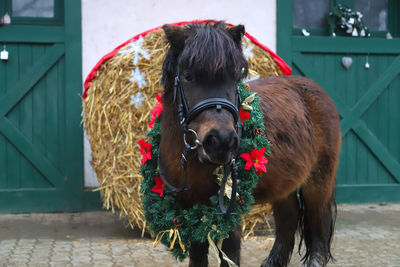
(179, 22), (247, 82)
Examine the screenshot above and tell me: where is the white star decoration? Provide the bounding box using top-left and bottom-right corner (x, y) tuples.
(119, 36), (150, 65)
(130, 67), (147, 89)
(242, 42), (254, 60)
(130, 92), (145, 109)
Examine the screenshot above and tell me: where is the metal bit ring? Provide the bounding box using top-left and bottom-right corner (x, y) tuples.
(183, 129), (202, 150)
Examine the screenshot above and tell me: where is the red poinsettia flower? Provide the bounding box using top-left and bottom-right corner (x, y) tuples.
(240, 147), (268, 175)
(239, 109), (250, 123)
(138, 139), (151, 165)
(152, 176), (166, 197)
(148, 93), (164, 128)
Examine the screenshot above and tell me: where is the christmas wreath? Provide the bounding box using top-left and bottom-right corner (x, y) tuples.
(139, 81), (270, 261)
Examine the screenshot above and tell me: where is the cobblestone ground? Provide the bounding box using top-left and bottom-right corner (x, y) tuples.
(0, 204), (399, 266)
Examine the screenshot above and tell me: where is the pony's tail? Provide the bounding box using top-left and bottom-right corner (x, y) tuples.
(297, 189), (337, 265)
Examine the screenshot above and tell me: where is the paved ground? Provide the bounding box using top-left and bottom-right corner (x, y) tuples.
(0, 204), (399, 266)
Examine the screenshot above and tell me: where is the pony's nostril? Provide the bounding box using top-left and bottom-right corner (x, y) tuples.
(202, 130), (238, 165)
(204, 134), (220, 151)
(204, 130), (238, 153)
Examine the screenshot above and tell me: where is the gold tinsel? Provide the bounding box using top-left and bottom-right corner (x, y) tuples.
(83, 27), (282, 238)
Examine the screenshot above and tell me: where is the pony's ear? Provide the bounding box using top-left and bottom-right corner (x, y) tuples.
(162, 24), (185, 54)
(228, 25), (245, 47)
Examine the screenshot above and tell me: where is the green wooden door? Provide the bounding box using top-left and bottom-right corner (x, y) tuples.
(278, 0), (400, 203)
(0, 0), (99, 212)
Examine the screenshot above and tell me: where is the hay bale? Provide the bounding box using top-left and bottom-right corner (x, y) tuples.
(82, 22), (285, 237)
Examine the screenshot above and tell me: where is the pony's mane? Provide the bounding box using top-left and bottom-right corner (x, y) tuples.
(180, 22), (247, 82)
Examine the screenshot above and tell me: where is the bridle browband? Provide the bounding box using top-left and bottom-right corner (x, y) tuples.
(158, 67), (242, 216)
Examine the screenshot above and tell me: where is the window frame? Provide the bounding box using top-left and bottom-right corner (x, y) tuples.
(292, 0), (397, 38)
(3, 0), (64, 26)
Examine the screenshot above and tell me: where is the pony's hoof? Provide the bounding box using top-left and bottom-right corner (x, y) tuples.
(260, 260), (272, 267)
(260, 257), (285, 267)
(307, 254), (327, 267)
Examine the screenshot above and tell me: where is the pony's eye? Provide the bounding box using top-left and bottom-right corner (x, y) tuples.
(183, 72), (193, 83)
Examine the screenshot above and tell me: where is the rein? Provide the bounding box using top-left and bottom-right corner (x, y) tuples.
(158, 68), (242, 216)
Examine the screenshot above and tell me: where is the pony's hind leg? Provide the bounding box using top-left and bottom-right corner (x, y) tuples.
(298, 189), (336, 267)
(189, 242), (209, 267)
(220, 226), (241, 267)
(298, 155), (337, 267)
(261, 192), (300, 267)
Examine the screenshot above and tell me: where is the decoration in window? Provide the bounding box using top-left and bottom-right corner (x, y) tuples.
(327, 4), (370, 37)
(1, 13), (11, 25)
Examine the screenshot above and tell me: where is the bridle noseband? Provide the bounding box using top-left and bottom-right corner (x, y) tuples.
(159, 68), (242, 216)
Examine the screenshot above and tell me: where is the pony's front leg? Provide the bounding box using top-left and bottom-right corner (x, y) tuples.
(189, 242), (209, 267)
(220, 227), (241, 267)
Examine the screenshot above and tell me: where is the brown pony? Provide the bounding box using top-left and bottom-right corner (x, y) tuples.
(159, 22), (340, 267)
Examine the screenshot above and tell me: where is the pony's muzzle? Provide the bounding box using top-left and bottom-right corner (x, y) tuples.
(202, 129), (239, 164)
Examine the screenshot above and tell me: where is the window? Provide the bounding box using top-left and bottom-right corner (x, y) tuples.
(12, 0), (54, 18)
(292, 0), (396, 37)
(293, 0), (329, 29)
(354, 0), (388, 31)
(1, 0), (63, 25)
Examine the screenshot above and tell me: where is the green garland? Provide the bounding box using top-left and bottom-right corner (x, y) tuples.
(140, 81), (270, 261)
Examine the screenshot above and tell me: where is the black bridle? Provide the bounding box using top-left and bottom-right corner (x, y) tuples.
(158, 68), (242, 216)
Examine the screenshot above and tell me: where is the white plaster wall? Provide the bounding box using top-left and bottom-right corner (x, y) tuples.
(82, 0), (277, 187)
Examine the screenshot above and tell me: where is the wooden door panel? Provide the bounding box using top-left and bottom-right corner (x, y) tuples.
(290, 51), (400, 202)
(0, 42), (65, 190)
(18, 44), (36, 189)
(0, 137), (52, 189)
(0, 0), (100, 212)
(0, 44), (64, 117)
(363, 76), (400, 161)
(277, 0), (400, 202)
(0, 118), (64, 187)
(44, 58), (66, 172)
(293, 53), (398, 110)
(340, 56), (400, 134)
(337, 131), (397, 185)
(3, 66), (66, 190)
